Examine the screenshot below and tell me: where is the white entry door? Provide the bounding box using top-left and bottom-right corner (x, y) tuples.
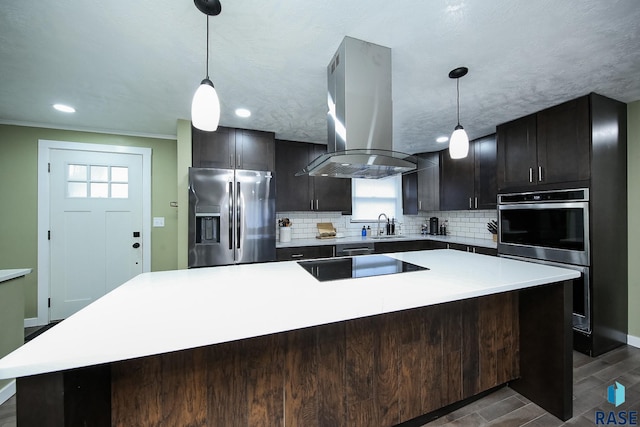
(49, 148), (144, 320)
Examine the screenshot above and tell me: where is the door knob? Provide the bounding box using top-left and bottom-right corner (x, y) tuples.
(132, 242), (141, 249)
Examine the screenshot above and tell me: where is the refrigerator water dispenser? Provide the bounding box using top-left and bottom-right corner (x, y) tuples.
(195, 213), (220, 244)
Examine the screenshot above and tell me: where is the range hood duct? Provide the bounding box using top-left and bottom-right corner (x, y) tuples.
(297, 37), (416, 179)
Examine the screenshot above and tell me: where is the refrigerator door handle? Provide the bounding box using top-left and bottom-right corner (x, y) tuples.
(236, 182), (241, 249)
(228, 181), (233, 250)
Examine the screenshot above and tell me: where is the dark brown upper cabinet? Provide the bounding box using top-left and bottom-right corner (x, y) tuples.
(439, 134), (497, 210)
(417, 152), (440, 212)
(497, 96), (590, 191)
(401, 172), (418, 215)
(275, 140), (351, 213)
(192, 126), (275, 171)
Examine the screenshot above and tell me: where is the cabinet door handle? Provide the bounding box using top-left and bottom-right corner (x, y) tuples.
(419, 200), (422, 210)
(475, 197), (478, 209)
(538, 166), (543, 182)
(291, 253), (304, 258)
(469, 197), (472, 209)
(315, 199), (319, 210)
(310, 200), (314, 210)
(529, 167), (533, 183)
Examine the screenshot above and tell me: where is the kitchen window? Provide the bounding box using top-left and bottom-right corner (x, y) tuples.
(351, 175), (402, 221)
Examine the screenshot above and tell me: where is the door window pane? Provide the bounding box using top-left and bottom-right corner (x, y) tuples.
(111, 183), (129, 198)
(67, 182), (87, 198)
(67, 164), (87, 181)
(90, 182), (109, 198)
(90, 166), (109, 182)
(111, 167), (128, 183)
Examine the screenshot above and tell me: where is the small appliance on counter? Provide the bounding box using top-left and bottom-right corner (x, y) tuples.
(429, 217), (439, 235)
(316, 222), (337, 239)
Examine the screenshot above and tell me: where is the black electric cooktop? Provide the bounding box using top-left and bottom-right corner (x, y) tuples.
(297, 255), (428, 282)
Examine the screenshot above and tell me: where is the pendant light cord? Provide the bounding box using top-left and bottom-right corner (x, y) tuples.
(205, 15), (210, 79)
(456, 78), (461, 126)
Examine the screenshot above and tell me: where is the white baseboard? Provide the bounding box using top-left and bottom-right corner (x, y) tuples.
(0, 380), (16, 406)
(24, 317), (43, 328)
(627, 334), (640, 349)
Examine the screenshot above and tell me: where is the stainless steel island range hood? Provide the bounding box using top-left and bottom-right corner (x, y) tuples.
(297, 36), (416, 179)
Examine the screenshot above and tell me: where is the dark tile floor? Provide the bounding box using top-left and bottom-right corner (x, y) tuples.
(422, 345), (640, 427)
(0, 346), (639, 427)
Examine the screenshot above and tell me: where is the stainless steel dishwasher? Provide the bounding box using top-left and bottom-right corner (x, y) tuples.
(334, 242), (374, 256)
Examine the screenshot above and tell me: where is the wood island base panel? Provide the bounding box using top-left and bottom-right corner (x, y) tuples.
(111, 293), (518, 426)
(16, 282), (572, 427)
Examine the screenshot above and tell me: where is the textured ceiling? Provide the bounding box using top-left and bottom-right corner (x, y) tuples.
(1, 0), (639, 154)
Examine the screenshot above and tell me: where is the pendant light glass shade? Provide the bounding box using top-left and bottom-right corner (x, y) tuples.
(192, 78), (220, 131)
(448, 67), (469, 159)
(191, 6), (222, 132)
(449, 124), (469, 159)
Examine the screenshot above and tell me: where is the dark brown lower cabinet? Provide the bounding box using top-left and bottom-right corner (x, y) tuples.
(276, 245), (334, 261)
(16, 281), (573, 426)
(373, 239), (438, 254)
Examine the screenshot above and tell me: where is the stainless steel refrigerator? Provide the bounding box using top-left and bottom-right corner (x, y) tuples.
(188, 167), (276, 267)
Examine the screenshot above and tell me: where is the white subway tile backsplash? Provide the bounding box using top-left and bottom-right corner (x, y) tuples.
(275, 209), (497, 242)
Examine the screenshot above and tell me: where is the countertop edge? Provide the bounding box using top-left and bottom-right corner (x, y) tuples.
(0, 268), (32, 284)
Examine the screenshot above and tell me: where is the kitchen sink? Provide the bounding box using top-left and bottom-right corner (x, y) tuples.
(370, 235), (407, 239)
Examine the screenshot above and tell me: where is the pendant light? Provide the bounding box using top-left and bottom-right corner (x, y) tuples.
(191, 0), (222, 132)
(448, 67), (469, 159)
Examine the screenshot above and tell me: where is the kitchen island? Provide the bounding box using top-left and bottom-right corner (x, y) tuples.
(0, 250), (578, 426)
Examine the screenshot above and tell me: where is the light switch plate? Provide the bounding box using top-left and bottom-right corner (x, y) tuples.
(153, 217), (165, 227)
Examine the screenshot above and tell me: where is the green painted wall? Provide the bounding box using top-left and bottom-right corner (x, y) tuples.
(176, 119), (192, 270)
(0, 124), (178, 319)
(628, 101), (640, 338)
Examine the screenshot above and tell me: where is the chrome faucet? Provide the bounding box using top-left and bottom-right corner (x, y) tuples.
(377, 213), (388, 236)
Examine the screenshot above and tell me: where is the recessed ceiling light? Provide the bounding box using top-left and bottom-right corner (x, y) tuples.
(235, 108), (251, 118)
(53, 104), (76, 113)
(436, 136), (449, 143)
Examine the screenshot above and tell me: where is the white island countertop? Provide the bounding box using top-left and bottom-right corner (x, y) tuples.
(0, 250), (578, 380)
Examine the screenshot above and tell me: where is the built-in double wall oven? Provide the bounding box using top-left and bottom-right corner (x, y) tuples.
(498, 188), (591, 333)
